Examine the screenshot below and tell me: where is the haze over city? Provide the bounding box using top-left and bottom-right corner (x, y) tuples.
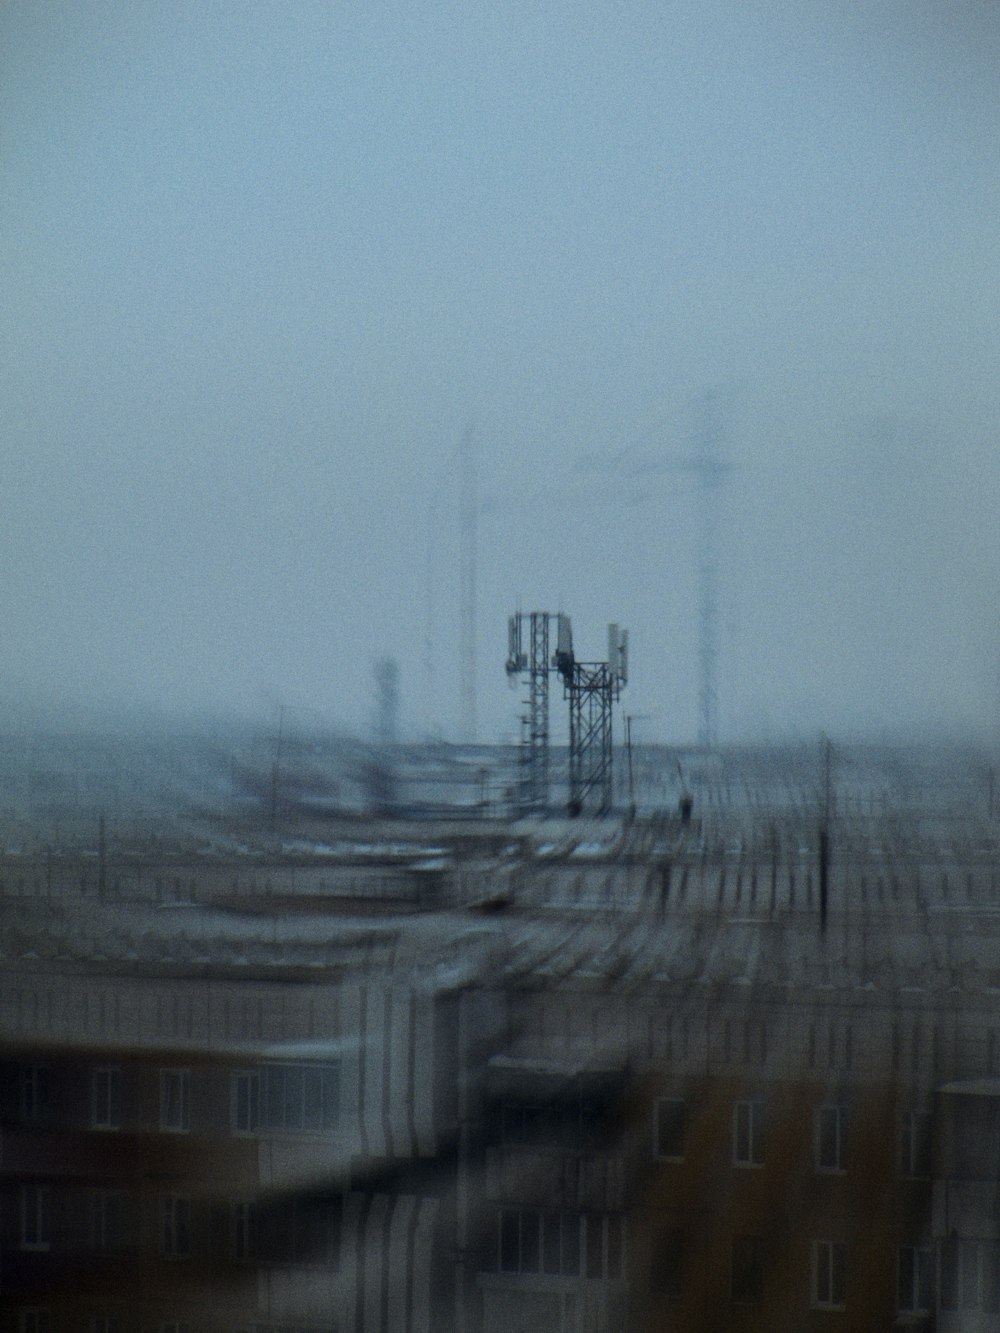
(3, 0), (999, 743)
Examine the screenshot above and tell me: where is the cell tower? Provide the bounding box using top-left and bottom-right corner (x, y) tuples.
(506, 611), (554, 813)
(557, 620), (628, 816)
(507, 613), (627, 817)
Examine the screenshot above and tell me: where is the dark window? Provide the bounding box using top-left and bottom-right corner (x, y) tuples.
(898, 1246), (932, 1313)
(159, 1195), (191, 1259)
(232, 1202), (256, 1261)
(261, 1063), (339, 1132)
(89, 1190), (124, 1256)
(733, 1101), (766, 1166)
(900, 1111), (932, 1178)
(21, 1066), (48, 1124)
(20, 1185), (50, 1251)
(91, 1067), (121, 1130)
(651, 1228), (684, 1299)
(732, 1235), (763, 1303)
(159, 1069), (190, 1133)
(499, 1211), (597, 1278)
(502, 1103), (556, 1146)
(586, 1214), (604, 1278)
(813, 1240), (846, 1308)
(655, 1099), (687, 1160)
(816, 1105), (847, 1172)
(18, 1313), (50, 1333)
(499, 1210), (520, 1273)
(521, 1211), (540, 1274)
(606, 1214), (622, 1279)
(984, 1242), (1000, 1314)
(233, 1070), (259, 1133)
(257, 1195), (341, 1267)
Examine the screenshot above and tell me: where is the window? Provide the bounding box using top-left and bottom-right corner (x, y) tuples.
(91, 1066), (121, 1130)
(20, 1185), (50, 1251)
(257, 1195), (341, 1267)
(21, 1066), (48, 1123)
(232, 1069), (259, 1133)
(500, 1209), (542, 1274)
(815, 1105), (847, 1173)
(502, 1210), (554, 1276)
(497, 1211), (620, 1279)
(89, 1189), (124, 1256)
(232, 1201), (256, 1260)
(260, 1061), (338, 1132)
(233, 1063), (339, 1134)
(18, 1313), (50, 1333)
(898, 1245), (932, 1314)
(731, 1236), (763, 1303)
(650, 1228), (684, 1299)
(813, 1240), (846, 1309)
(159, 1069), (190, 1132)
(501, 1103), (555, 1146)
(733, 1101), (766, 1166)
(940, 1239), (1000, 1313)
(654, 1099), (688, 1160)
(586, 1213), (624, 1280)
(899, 1110), (932, 1178)
(160, 1194), (191, 1259)
(235, 1326), (337, 1333)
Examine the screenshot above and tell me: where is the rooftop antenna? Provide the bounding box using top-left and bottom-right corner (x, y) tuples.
(459, 422), (478, 742)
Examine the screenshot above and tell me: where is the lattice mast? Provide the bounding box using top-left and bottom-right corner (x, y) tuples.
(506, 611), (553, 813)
(507, 613), (627, 816)
(556, 618), (628, 817)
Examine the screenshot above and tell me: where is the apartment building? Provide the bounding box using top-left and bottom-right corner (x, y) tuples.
(0, 767), (997, 1330)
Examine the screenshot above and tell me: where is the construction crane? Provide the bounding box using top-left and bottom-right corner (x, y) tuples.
(574, 389), (732, 748)
(458, 423), (478, 743)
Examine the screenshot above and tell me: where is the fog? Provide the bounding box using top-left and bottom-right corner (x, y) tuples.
(3, 0), (999, 743)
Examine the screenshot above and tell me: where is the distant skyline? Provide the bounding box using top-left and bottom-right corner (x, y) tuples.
(3, 1), (999, 745)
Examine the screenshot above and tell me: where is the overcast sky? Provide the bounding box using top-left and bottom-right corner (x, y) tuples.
(3, 1), (999, 745)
